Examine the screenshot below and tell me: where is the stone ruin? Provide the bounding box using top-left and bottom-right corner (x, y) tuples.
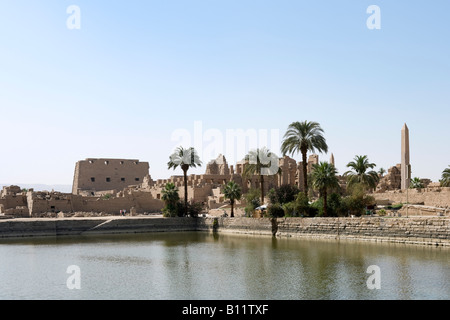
(2, 131), (447, 218)
(141, 153), (322, 212)
(205, 154), (230, 176)
(0, 153), (328, 218)
(0, 186), (29, 217)
(376, 164), (402, 192)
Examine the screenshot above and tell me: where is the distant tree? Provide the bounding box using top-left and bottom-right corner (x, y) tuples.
(311, 162), (340, 217)
(282, 192), (312, 217)
(268, 184), (300, 205)
(223, 181), (242, 218)
(186, 201), (204, 218)
(378, 167), (386, 178)
(243, 147), (281, 205)
(344, 155), (379, 191)
(281, 121), (328, 193)
(409, 177), (424, 189)
(441, 166), (450, 187)
(168, 146), (202, 216)
(342, 183), (376, 216)
(268, 203), (285, 218)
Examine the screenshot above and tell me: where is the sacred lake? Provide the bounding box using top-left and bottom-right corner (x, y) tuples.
(0, 231), (448, 300)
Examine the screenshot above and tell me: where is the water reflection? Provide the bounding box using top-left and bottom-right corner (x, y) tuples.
(0, 232), (449, 299)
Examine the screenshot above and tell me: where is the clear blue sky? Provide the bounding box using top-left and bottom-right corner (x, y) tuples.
(0, 0), (449, 187)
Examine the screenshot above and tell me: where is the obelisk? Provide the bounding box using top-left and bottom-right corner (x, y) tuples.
(329, 153), (335, 166)
(401, 123), (411, 189)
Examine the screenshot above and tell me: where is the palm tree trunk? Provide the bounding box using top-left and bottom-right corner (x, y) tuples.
(323, 189), (328, 217)
(182, 166), (188, 216)
(302, 148), (308, 194)
(260, 174), (264, 205)
(230, 200), (234, 218)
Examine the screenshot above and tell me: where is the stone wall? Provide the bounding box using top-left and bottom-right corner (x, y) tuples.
(371, 187), (450, 207)
(276, 217), (450, 246)
(0, 193), (27, 210)
(198, 217), (274, 236)
(398, 204), (448, 216)
(73, 194), (164, 214)
(2, 216), (449, 246)
(199, 217), (450, 246)
(27, 191), (164, 216)
(0, 217), (198, 238)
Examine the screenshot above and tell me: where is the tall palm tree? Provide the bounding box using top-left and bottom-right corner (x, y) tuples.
(344, 155), (379, 190)
(281, 121), (328, 193)
(441, 166), (450, 187)
(223, 181), (242, 218)
(243, 147), (280, 205)
(168, 146), (202, 216)
(311, 162), (340, 217)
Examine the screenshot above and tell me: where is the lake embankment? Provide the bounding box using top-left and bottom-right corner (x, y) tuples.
(0, 216), (449, 246)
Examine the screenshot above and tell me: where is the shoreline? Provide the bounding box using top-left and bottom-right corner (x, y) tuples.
(0, 215), (449, 247)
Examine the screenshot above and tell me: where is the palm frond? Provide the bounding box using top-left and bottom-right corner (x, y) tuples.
(168, 146), (202, 170)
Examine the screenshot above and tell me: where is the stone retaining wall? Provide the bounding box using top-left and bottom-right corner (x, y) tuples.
(1, 216), (449, 246)
(0, 217), (197, 238)
(199, 217), (450, 246)
(276, 217), (450, 246)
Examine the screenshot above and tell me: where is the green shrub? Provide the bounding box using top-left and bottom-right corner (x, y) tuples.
(268, 203), (285, 218)
(102, 193), (112, 200)
(392, 203), (403, 210)
(282, 202), (296, 217)
(327, 193), (343, 217)
(244, 188), (261, 216)
(162, 202), (180, 217)
(268, 185), (301, 205)
(268, 188), (277, 205)
(187, 201), (204, 217)
(283, 192), (313, 217)
(163, 201), (204, 217)
(334, 183), (375, 216)
(295, 192), (314, 216)
(311, 198), (324, 216)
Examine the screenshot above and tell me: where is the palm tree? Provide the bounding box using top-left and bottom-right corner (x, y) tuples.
(409, 177), (424, 189)
(223, 181), (242, 218)
(440, 166), (450, 187)
(378, 167), (386, 178)
(311, 162), (340, 217)
(168, 146), (202, 216)
(161, 182), (180, 216)
(344, 155), (379, 191)
(243, 147), (280, 205)
(281, 121), (328, 193)
(161, 182), (179, 204)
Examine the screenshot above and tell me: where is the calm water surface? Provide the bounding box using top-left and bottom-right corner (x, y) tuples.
(0, 232), (449, 300)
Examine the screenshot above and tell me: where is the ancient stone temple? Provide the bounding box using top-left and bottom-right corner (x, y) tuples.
(72, 158), (150, 195)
